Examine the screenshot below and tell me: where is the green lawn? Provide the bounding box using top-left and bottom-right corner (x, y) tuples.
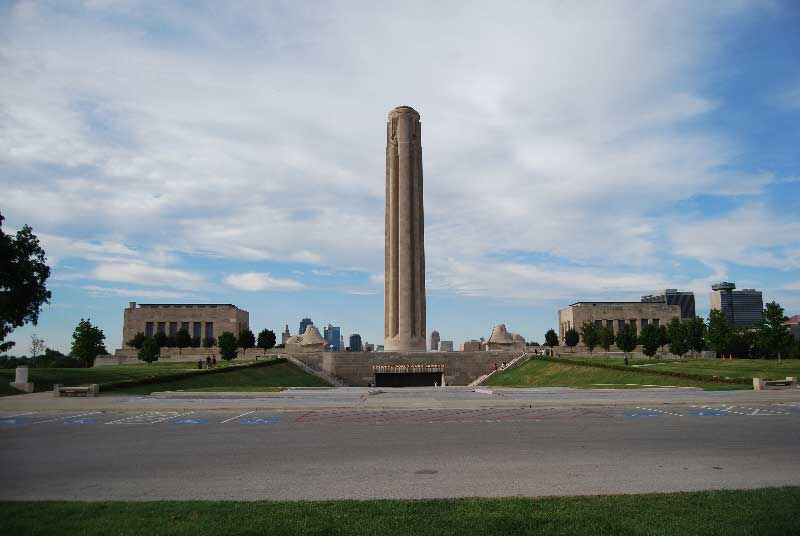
(560, 356), (800, 382)
(1, 487), (798, 535)
(487, 359), (747, 390)
(0, 358), (329, 396)
(111, 360), (330, 394)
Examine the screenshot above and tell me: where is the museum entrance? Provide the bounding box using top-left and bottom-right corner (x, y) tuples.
(373, 364), (445, 388)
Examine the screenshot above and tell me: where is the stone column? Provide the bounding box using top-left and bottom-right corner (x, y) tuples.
(384, 106), (426, 352)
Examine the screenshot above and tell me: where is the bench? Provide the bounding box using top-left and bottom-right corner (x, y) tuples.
(53, 384), (100, 397)
(753, 377), (797, 391)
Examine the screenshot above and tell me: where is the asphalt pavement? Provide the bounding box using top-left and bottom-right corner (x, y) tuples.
(2, 400), (799, 500)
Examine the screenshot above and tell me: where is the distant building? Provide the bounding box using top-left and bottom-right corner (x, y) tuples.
(438, 340), (454, 352)
(710, 282), (763, 328)
(558, 301), (681, 344)
(785, 315), (800, 341)
(430, 331), (440, 352)
(281, 324), (291, 345)
(122, 302), (249, 349)
(349, 334), (363, 352)
(641, 289), (695, 319)
(376, 345), (384, 351)
(460, 340), (483, 352)
(364, 342), (375, 352)
(324, 324), (342, 351)
(284, 324), (325, 353)
(299, 317), (313, 335)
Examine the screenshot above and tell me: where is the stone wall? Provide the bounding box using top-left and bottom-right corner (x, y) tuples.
(95, 347), (268, 366)
(287, 350), (523, 386)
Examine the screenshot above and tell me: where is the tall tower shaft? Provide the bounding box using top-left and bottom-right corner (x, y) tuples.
(384, 106), (426, 352)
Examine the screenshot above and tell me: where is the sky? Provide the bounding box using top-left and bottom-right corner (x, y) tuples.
(1, 0), (799, 354)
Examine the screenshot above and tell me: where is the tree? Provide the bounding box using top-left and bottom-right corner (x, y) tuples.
(257, 328), (276, 356)
(616, 324), (638, 359)
(70, 318), (107, 368)
(30, 333), (45, 360)
(731, 328), (756, 359)
(127, 332), (146, 349)
(202, 336), (216, 348)
(579, 322), (599, 354)
(564, 328), (579, 352)
(175, 329), (192, 355)
(706, 309), (734, 358)
(137, 336), (160, 364)
(0, 212), (52, 352)
(658, 324), (670, 353)
(754, 301), (794, 363)
(598, 325), (615, 354)
(686, 317), (706, 358)
(639, 323), (661, 358)
(154, 331), (168, 348)
(237, 328), (255, 357)
(666, 318), (688, 358)
(544, 329), (559, 348)
(217, 331), (238, 361)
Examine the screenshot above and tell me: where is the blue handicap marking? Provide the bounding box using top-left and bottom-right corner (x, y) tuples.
(172, 418), (208, 425)
(240, 417), (280, 424)
(690, 411), (728, 417)
(0, 418), (30, 425)
(625, 413), (661, 417)
(64, 419), (96, 425)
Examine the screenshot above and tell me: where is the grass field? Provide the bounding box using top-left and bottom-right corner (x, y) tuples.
(1, 487), (798, 535)
(486, 358), (748, 390)
(0, 358), (329, 396)
(559, 356), (800, 382)
(111, 360), (330, 394)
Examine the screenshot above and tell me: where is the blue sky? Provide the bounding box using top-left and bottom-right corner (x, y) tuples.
(1, 1), (799, 354)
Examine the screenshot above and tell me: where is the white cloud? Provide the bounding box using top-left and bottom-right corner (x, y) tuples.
(224, 272), (305, 292)
(92, 262), (205, 289)
(80, 285), (200, 301)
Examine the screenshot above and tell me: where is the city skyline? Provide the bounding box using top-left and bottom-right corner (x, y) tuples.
(1, 2), (799, 353)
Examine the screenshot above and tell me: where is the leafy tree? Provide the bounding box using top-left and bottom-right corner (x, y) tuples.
(731, 328), (756, 359)
(154, 331), (168, 348)
(192, 336), (201, 348)
(257, 328), (277, 356)
(658, 324), (669, 352)
(754, 301), (794, 363)
(564, 328), (579, 352)
(137, 336), (160, 364)
(685, 317), (706, 358)
(41, 347), (78, 368)
(202, 336), (216, 348)
(544, 329), (559, 348)
(706, 309), (734, 358)
(165, 335), (176, 348)
(70, 318), (107, 368)
(217, 331), (238, 361)
(0, 212), (52, 352)
(638, 323), (661, 358)
(127, 332), (146, 350)
(666, 318), (688, 358)
(175, 329), (192, 355)
(616, 324), (638, 359)
(237, 328), (255, 357)
(598, 325), (615, 354)
(30, 333), (45, 359)
(579, 322), (599, 354)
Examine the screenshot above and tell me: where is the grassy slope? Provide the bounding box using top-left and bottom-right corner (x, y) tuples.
(111, 360), (330, 394)
(562, 357), (800, 381)
(0, 358), (329, 396)
(1, 488), (798, 536)
(487, 359), (747, 390)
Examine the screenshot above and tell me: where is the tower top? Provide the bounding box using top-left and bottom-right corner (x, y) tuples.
(388, 105), (420, 118)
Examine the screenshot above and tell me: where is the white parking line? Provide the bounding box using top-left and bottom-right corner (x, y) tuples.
(699, 405), (789, 416)
(220, 411), (255, 424)
(635, 406), (685, 417)
(2, 412), (35, 418)
(31, 412), (102, 424)
(106, 411), (194, 425)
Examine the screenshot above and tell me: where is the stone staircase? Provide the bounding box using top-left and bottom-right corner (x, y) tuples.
(468, 351), (529, 387)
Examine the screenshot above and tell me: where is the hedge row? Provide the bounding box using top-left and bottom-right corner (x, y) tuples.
(101, 357), (286, 391)
(538, 356), (751, 385)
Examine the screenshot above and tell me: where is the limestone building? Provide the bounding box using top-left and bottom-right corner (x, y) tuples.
(641, 289), (695, 319)
(122, 302), (249, 348)
(384, 106), (427, 352)
(284, 324), (325, 353)
(438, 340), (454, 352)
(558, 301), (680, 344)
(460, 340), (483, 352)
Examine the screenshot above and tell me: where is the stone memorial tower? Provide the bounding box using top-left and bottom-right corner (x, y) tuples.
(384, 106), (426, 352)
